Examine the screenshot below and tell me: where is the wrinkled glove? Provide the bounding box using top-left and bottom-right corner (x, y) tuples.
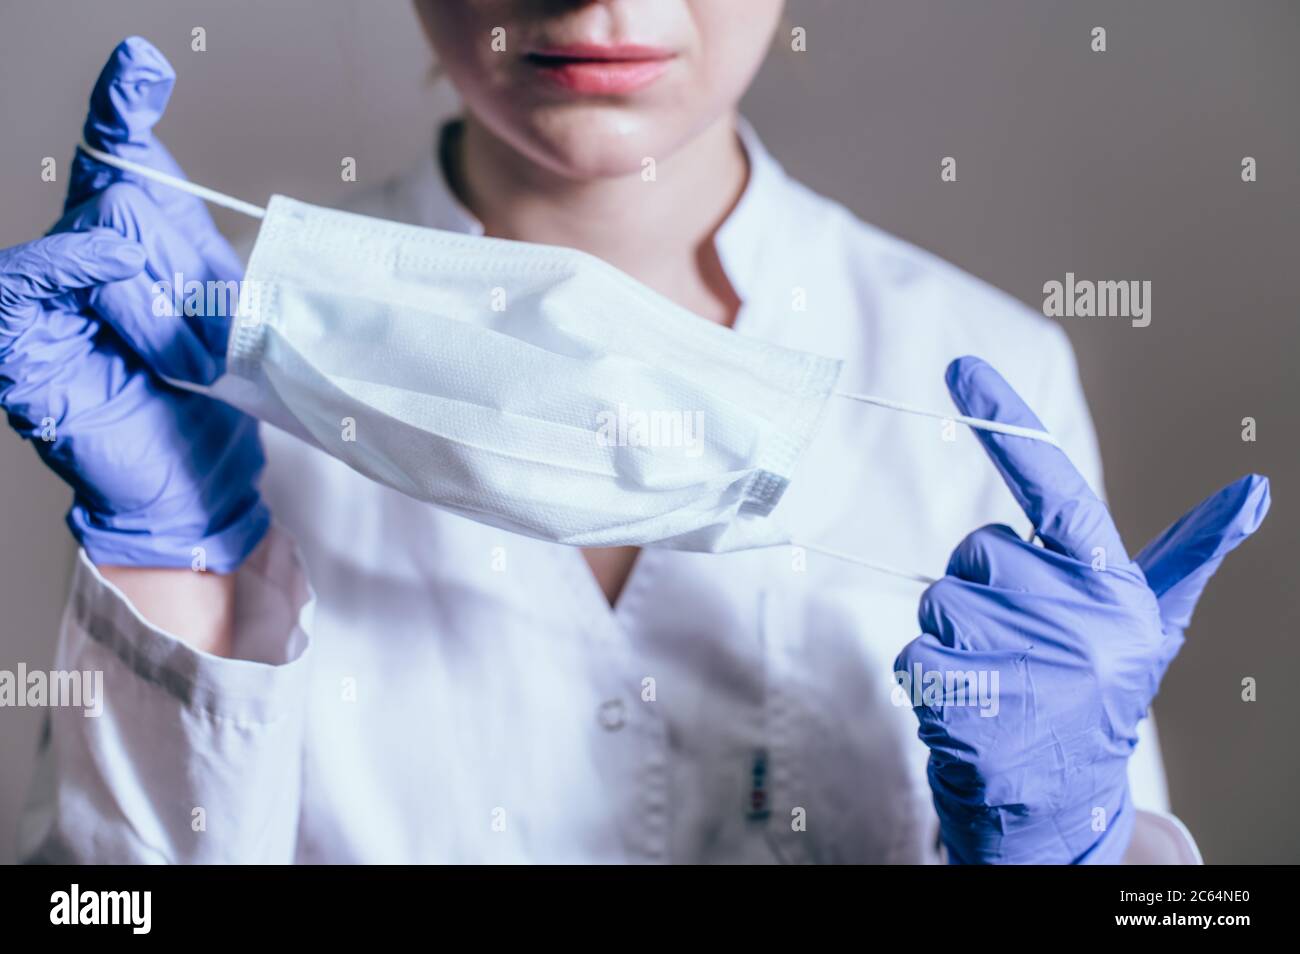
(62, 34), (243, 386)
(0, 37), (267, 571)
(896, 356), (1269, 864)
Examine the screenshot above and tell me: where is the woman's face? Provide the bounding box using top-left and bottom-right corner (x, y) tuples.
(414, 0), (784, 179)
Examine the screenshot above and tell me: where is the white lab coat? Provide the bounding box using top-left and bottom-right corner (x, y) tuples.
(18, 120), (1188, 864)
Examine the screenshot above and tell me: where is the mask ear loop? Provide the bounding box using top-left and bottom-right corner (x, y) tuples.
(786, 394), (1060, 584)
(833, 390), (1061, 446)
(784, 540), (939, 585)
(76, 141), (267, 220)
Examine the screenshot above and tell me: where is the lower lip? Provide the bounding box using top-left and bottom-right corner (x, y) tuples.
(528, 57), (671, 95)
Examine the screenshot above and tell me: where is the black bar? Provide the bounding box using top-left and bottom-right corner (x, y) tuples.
(0, 864), (1278, 939)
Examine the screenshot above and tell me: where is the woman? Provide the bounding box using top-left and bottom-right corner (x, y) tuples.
(1, 2), (1263, 863)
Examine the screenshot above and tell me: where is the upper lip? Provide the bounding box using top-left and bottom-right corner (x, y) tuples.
(526, 43), (675, 62)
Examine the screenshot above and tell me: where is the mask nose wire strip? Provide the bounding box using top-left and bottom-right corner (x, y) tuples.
(786, 540), (938, 585)
(834, 390), (1060, 446)
(77, 141), (267, 220)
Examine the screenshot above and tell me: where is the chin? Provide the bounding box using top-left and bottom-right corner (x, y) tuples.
(518, 107), (687, 180)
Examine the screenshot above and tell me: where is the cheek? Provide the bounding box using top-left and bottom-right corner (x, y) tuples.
(689, 0), (784, 99)
(420, 2), (517, 100)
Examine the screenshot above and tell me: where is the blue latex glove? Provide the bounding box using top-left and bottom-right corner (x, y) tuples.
(0, 39), (267, 571)
(895, 356), (1270, 864)
(62, 35), (242, 386)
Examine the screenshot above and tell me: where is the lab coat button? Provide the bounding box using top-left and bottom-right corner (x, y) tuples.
(598, 699), (626, 731)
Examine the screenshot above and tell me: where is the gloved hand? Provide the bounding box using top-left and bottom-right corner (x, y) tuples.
(0, 37), (267, 571)
(60, 34), (243, 386)
(895, 356), (1270, 864)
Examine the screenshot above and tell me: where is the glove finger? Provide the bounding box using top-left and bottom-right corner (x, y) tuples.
(68, 36), (239, 275)
(1135, 474), (1270, 634)
(947, 521), (1135, 605)
(947, 523), (1044, 585)
(918, 577), (1039, 654)
(70, 38), (183, 208)
(946, 356), (1131, 568)
(0, 231), (145, 331)
(893, 631), (1022, 731)
(920, 569), (1113, 661)
(56, 182), (229, 384)
(917, 577), (987, 650)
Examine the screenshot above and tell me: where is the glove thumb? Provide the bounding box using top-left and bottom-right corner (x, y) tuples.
(1136, 474), (1270, 634)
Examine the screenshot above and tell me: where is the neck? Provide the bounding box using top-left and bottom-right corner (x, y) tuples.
(445, 113), (749, 325)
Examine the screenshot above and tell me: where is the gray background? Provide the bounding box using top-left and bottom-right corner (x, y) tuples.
(1, 1), (1296, 863)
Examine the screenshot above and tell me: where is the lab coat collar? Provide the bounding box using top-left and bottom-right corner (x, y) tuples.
(714, 116), (783, 305)
(418, 116), (787, 304)
(414, 123), (486, 236)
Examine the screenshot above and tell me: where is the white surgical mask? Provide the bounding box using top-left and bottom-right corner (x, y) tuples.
(80, 142), (1058, 583)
